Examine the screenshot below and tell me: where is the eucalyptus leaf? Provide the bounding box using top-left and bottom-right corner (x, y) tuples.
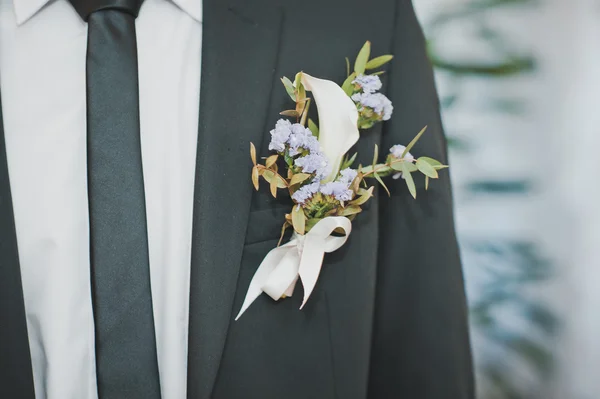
(262, 170), (287, 188)
(339, 205), (362, 216)
(372, 144), (379, 168)
(341, 72), (357, 96)
(280, 110), (299, 118)
(281, 76), (296, 101)
(418, 156), (442, 166)
(373, 172), (390, 196)
(416, 159), (438, 178)
(250, 142), (257, 165)
(308, 118), (319, 138)
(402, 125), (428, 158)
(349, 186), (374, 206)
(365, 54), (393, 69)
(400, 163), (417, 199)
(291, 206), (306, 235)
(265, 154), (278, 168)
(340, 152), (357, 170)
(251, 166), (259, 190)
(354, 41), (371, 75)
(270, 176), (278, 197)
(390, 160), (417, 172)
(290, 173), (311, 186)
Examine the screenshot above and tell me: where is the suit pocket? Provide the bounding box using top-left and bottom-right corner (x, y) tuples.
(244, 206), (291, 246)
(215, 237), (337, 399)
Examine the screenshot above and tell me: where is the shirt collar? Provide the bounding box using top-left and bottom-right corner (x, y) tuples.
(13, 0), (202, 26)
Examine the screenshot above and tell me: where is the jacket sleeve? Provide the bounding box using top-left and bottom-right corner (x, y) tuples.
(367, 1), (475, 398)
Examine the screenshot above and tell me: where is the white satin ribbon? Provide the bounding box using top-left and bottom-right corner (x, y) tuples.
(235, 216), (352, 320)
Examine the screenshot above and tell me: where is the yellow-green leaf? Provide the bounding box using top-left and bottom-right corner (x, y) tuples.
(308, 118), (319, 138)
(345, 57), (350, 76)
(354, 41), (371, 75)
(265, 154), (278, 168)
(251, 166), (259, 190)
(270, 177), (278, 197)
(290, 173), (311, 186)
(341, 72), (357, 96)
(372, 144), (379, 168)
(250, 142), (257, 165)
(373, 172), (390, 196)
(262, 170), (287, 188)
(291, 206), (306, 235)
(390, 160), (417, 172)
(416, 159), (438, 178)
(349, 186), (374, 206)
(300, 98), (311, 126)
(402, 125), (428, 158)
(281, 76), (296, 101)
(400, 163), (417, 199)
(278, 222), (290, 247)
(339, 205), (362, 216)
(425, 176), (430, 191)
(280, 110), (299, 118)
(365, 55), (393, 70)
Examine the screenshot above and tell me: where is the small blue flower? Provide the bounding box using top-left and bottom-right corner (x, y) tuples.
(288, 123), (320, 155)
(268, 119), (292, 152)
(320, 181), (353, 202)
(291, 182), (320, 204)
(352, 74), (382, 94)
(352, 92), (394, 121)
(389, 144), (414, 161)
(295, 153), (330, 180)
(338, 168), (358, 185)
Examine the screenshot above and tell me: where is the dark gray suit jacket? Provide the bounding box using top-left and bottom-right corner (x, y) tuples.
(0, 0), (474, 398)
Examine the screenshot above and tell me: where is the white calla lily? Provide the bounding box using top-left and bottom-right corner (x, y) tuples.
(300, 73), (359, 181)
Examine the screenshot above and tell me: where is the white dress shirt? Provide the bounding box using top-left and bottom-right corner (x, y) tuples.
(0, 0), (201, 397)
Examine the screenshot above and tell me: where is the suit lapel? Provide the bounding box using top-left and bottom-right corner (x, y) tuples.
(0, 94), (35, 397)
(187, 2), (283, 398)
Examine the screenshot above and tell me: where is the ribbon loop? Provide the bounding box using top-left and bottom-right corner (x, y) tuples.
(235, 216), (352, 320)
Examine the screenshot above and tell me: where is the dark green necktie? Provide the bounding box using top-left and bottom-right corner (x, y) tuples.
(67, 0), (161, 397)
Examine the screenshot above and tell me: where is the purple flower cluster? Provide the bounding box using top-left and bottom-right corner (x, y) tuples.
(294, 153), (330, 180)
(268, 118), (320, 155)
(291, 182), (321, 205)
(352, 74), (382, 94)
(389, 145), (414, 180)
(352, 92), (394, 121)
(318, 168), (357, 202)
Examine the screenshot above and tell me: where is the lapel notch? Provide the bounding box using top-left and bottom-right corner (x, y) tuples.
(187, 2), (283, 398)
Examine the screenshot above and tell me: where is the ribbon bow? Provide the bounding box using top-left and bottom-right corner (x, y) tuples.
(235, 216), (352, 320)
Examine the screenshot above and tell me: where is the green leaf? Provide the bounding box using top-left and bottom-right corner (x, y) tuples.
(341, 72), (357, 96)
(289, 173), (311, 186)
(370, 71), (386, 76)
(400, 163), (417, 199)
(293, 72), (302, 89)
(372, 144), (379, 168)
(345, 57), (350, 77)
(418, 156), (442, 166)
(308, 118), (319, 139)
(373, 172), (390, 196)
(365, 55), (393, 69)
(416, 159), (438, 178)
(402, 125), (428, 158)
(339, 205), (362, 216)
(340, 152), (357, 170)
(305, 217), (322, 231)
(299, 98), (311, 126)
(281, 77), (296, 101)
(349, 186), (374, 206)
(425, 176), (430, 191)
(291, 206), (306, 235)
(354, 41), (371, 75)
(297, 82), (306, 102)
(390, 160), (417, 172)
(262, 170), (287, 188)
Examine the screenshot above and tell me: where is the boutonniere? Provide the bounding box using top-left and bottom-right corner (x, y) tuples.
(236, 41), (447, 319)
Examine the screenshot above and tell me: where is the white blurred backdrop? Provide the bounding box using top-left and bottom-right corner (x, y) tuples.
(413, 1), (600, 398)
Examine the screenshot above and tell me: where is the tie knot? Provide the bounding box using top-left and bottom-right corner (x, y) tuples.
(69, 0), (144, 21)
